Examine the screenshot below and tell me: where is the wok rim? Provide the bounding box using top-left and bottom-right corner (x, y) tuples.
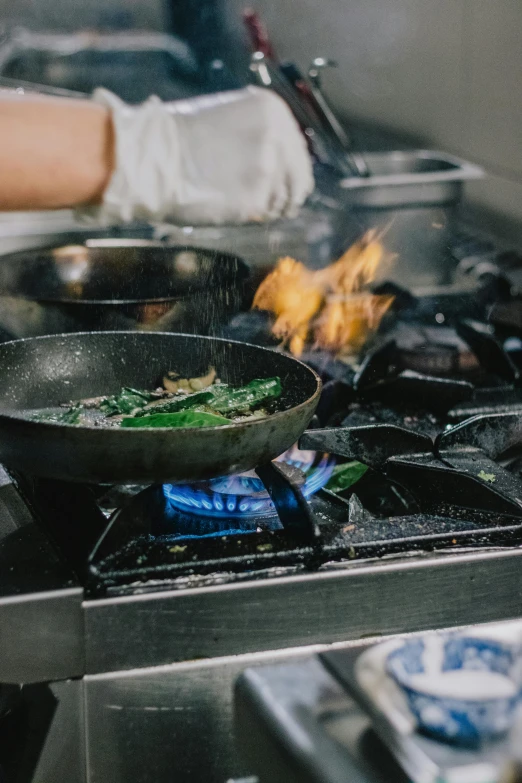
(0, 243), (250, 306)
(0, 331), (321, 433)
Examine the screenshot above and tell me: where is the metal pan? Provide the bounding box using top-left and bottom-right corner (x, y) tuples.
(0, 332), (320, 483)
(0, 240), (249, 338)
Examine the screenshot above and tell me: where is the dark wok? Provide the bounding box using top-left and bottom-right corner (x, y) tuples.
(0, 332), (320, 483)
(0, 240), (249, 338)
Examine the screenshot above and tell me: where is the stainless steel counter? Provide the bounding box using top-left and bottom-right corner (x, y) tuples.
(1, 477), (522, 782)
(83, 547), (522, 674)
(78, 547), (522, 783)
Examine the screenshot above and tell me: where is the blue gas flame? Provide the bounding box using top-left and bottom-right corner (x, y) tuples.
(163, 449), (334, 520)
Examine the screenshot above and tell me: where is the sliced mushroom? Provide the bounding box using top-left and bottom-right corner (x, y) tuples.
(163, 366), (216, 393)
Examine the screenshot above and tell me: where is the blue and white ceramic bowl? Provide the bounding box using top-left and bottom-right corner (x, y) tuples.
(386, 634), (519, 745)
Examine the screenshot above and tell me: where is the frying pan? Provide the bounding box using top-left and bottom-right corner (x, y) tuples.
(0, 332), (320, 483)
(0, 240), (249, 338)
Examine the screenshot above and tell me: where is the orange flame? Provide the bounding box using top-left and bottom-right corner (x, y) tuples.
(252, 231), (394, 357)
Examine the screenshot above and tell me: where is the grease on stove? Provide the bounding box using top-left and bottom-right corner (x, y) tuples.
(84, 476), (522, 598)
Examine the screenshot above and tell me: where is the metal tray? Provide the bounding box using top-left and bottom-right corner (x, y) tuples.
(339, 150), (484, 208)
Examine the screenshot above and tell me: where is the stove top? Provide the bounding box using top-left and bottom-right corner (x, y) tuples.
(0, 231), (521, 783)
(15, 409), (522, 602)
(0, 229), (520, 605)
(0, 225), (521, 691)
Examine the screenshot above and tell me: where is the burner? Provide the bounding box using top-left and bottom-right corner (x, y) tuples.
(393, 323), (480, 376)
(164, 446), (335, 520)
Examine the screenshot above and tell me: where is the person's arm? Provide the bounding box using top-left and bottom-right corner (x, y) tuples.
(0, 93), (114, 210)
(0, 86), (313, 223)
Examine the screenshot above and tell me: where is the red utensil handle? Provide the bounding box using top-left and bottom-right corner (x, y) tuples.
(243, 8), (277, 59)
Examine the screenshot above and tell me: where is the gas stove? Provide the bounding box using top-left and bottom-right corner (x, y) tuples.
(2, 229), (522, 783)
(13, 402), (522, 606)
(47, 232), (522, 596)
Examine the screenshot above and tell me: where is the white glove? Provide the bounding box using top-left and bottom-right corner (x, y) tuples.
(89, 86), (314, 225)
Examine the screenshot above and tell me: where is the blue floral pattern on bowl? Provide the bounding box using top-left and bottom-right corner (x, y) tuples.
(386, 635), (519, 745)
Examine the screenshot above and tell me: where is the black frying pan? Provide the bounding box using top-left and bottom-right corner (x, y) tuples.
(0, 241), (249, 338)
(0, 332), (320, 483)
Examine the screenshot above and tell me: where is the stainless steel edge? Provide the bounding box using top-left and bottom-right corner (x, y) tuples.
(30, 678), (86, 783)
(83, 640), (371, 783)
(84, 622), (519, 783)
(84, 548), (522, 674)
(236, 657), (372, 783)
(0, 587), (84, 683)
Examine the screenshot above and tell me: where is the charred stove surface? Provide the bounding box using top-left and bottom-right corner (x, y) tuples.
(9, 229), (522, 603)
(83, 473), (522, 598)
(83, 409), (522, 596)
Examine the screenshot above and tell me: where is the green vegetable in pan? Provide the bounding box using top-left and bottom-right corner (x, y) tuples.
(133, 390), (215, 417)
(121, 411), (231, 428)
(135, 377), (282, 419)
(209, 377), (282, 414)
(100, 387), (154, 416)
(31, 403), (84, 425)
(26, 374), (283, 430)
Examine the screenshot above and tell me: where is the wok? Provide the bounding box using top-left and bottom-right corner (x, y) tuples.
(0, 240), (249, 338)
(0, 332), (320, 483)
